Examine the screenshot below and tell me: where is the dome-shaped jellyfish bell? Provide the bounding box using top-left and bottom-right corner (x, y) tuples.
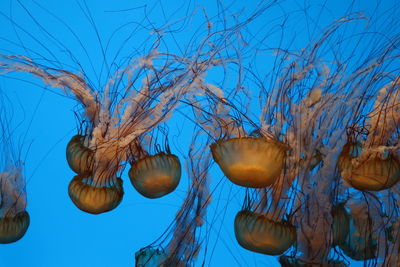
(234, 210), (296, 255)
(66, 135), (94, 175)
(129, 153), (181, 199)
(0, 211), (30, 244)
(211, 137), (287, 188)
(338, 143), (400, 191)
(68, 175), (123, 214)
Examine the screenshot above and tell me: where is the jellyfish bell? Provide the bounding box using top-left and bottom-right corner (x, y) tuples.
(0, 211), (30, 244)
(135, 247), (167, 267)
(339, 220), (377, 261)
(66, 135), (94, 175)
(331, 204), (350, 246)
(338, 205), (377, 261)
(129, 153), (181, 199)
(338, 143), (400, 191)
(0, 170), (30, 244)
(234, 210), (296, 255)
(68, 174), (123, 215)
(211, 137), (287, 188)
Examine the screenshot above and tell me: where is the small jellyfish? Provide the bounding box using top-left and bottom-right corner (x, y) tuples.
(129, 153), (181, 199)
(0, 169), (29, 244)
(234, 209), (296, 255)
(211, 137), (287, 188)
(134, 133), (211, 266)
(0, 93), (29, 243)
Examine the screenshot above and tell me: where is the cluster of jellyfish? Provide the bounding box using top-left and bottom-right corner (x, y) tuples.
(1, 1), (400, 266)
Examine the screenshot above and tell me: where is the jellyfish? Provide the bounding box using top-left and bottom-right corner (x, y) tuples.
(338, 142), (400, 191)
(211, 137), (287, 188)
(186, 74), (299, 257)
(331, 204), (350, 246)
(339, 220), (377, 261)
(0, 92), (29, 244)
(234, 209), (296, 255)
(338, 79), (400, 191)
(134, 132), (212, 266)
(1, 0), (400, 265)
(127, 132), (181, 199)
(129, 152), (181, 199)
(0, 170), (29, 244)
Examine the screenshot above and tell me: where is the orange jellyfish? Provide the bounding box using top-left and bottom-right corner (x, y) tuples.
(234, 210), (296, 255)
(211, 137), (287, 188)
(338, 142), (400, 191)
(129, 152), (181, 199)
(0, 169), (30, 244)
(66, 131), (123, 214)
(135, 133), (212, 266)
(0, 95), (29, 243)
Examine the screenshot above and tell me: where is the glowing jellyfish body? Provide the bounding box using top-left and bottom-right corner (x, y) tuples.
(68, 175), (123, 214)
(234, 210), (296, 255)
(66, 135), (94, 175)
(129, 153), (181, 199)
(211, 137), (287, 188)
(0, 170), (29, 243)
(338, 143), (400, 191)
